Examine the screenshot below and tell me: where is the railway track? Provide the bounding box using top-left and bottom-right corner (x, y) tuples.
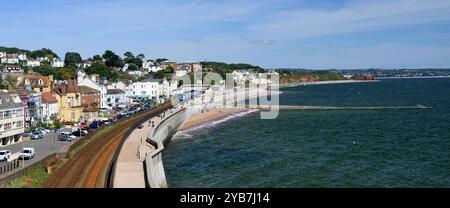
(45, 103), (172, 188)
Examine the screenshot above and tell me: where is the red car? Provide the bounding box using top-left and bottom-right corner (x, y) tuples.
(64, 121), (74, 126)
(80, 122), (87, 128)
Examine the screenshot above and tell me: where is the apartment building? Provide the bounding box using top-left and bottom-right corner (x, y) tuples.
(0, 93), (25, 147)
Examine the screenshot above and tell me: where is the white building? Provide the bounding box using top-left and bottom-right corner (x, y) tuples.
(77, 71), (108, 109)
(26, 59), (41, 67)
(40, 92), (59, 123)
(18, 53), (27, 61)
(0, 93), (25, 147)
(131, 78), (163, 102)
(51, 58), (64, 68)
(80, 60), (93, 69)
(37, 57), (49, 62)
(148, 66), (162, 73)
(0, 52), (6, 58)
(128, 70), (144, 77)
(162, 77), (178, 99)
(143, 60), (162, 73)
(105, 89), (127, 109)
(142, 60), (154, 70)
(0, 55), (19, 64)
(107, 81), (133, 103)
(2, 66), (23, 74)
(175, 67), (188, 77)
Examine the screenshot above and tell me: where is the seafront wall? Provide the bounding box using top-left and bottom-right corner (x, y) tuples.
(145, 108), (190, 188)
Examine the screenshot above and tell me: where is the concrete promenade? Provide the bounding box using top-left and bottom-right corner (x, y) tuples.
(113, 106), (181, 188)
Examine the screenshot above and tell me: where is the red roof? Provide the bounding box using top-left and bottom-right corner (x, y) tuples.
(42, 92), (58, 104)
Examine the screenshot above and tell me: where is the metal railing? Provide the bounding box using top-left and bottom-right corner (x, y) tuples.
(0, 159), (20, 175)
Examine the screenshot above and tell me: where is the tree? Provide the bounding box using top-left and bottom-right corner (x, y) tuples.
(31, 48), (59, 59)
(64, 52), (82, 67)
(85, 63), (119, 81)
(53, 120), (62, 129)
(124, 51), (134, 59)
(137, 54), (145, 60)
(124, 51), (143, 68)
(127, 63), (138, 71)
(154, 70), (165, 79)
(60, 68), (75, 80)
(155, 58), (168, 66)
(164, 66), (174, 73)
(102, 50), (124, 68)
(93, 55), (102, 62)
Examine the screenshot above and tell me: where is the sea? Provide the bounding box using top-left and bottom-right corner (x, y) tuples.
(163, 78), (450, 187)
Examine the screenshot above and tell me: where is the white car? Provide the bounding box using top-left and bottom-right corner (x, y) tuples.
(60, 132), (77, 139)
(19, 148), (35, 160)
(0, 150), (11, 161)
(35, 128), (49, 135)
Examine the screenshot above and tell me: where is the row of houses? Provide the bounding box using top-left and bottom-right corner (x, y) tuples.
(1, 51), (203, 77)
(0, 70), (181, 147)
(0, 52), (66, 69)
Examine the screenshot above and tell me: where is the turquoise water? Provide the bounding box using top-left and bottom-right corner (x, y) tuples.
(163, 78), (450, 187)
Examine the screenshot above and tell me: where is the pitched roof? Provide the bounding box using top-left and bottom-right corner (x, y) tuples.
(79, 86), (100, 94)
(42, 92), (58, 104)
(52, 80), (80, 95)
(107, 89), (125, 94)
(18, 75), (50, 88)
(0, 92), (23, 110)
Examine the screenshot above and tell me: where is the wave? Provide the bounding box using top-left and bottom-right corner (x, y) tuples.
(171, 109), (259, 141)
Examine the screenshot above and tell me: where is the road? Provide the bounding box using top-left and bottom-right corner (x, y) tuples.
(0, 132), (80, 175)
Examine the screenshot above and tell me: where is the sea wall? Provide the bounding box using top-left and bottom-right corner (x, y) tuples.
(144, 108), (190, 188)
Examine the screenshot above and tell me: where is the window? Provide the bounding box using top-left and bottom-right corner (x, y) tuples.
(38, 79), (43, 85)
(25, 79), (30, 85)
(4, 123), (12, 130)
(71, 111), (75, 118)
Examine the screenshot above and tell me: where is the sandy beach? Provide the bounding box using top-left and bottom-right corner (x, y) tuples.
(179, 108), (249, 131)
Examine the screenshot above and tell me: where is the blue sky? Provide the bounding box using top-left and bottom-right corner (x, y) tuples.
(2, 0), (450, 69)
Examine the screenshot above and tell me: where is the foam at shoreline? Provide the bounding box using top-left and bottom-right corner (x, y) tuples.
(172, 109), (259, 141)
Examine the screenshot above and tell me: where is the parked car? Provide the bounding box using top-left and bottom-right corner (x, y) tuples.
(137, 124), (144, 129)
(89, 121), (101, 129)
(35, 128), (49, 135)
(64, 121), (75, 126)
(60, 132), (76, 140)
(23, 132), (33, 137)
(80, 122), (87, 128)
(19, 148), (35, 160)
(0, 150), (11, 161)
(71, 127), (87, 135)
(72, 130), (86, 137)
(57, 134), (73, 142)
(81, 127), (92, 133)
(30, 131), (43, 139)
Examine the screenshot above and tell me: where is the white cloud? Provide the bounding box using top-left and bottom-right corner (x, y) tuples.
(251, 0), (450, 39)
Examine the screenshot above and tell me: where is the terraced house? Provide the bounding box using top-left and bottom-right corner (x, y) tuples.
(0, 92), (25, 147)
(79, 86), (100, 122)
(52, 80), (84, 122)
(17, 75), (53, 93)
